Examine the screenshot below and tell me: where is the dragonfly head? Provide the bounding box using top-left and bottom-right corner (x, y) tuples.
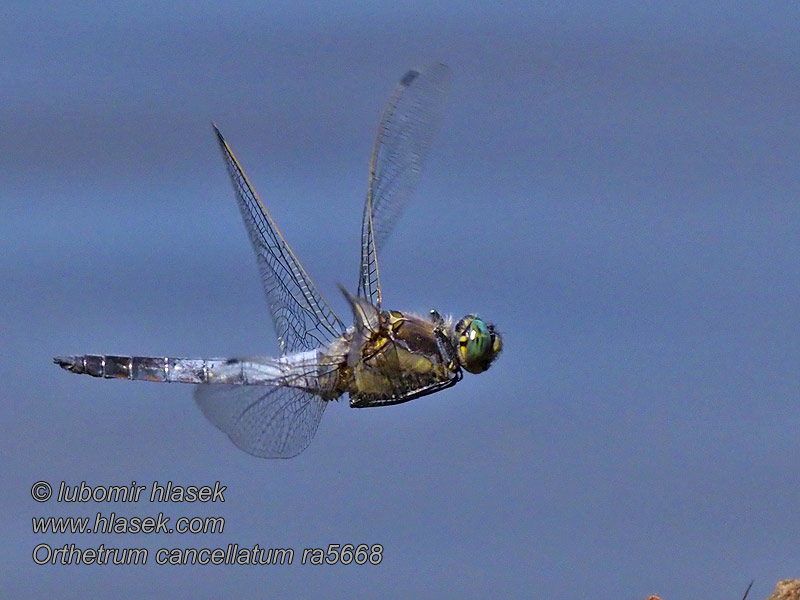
(453, 315), (502, 374)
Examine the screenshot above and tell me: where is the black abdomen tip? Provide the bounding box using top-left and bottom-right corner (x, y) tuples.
(54, 356), (81, 373)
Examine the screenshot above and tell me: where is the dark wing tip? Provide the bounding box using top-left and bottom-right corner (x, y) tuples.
(401, 63), (450, 87)
(211, 122), (224, 142)
(400, 69), (420, 87)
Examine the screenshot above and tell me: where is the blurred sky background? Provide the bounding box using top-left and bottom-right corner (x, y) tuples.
(2, 1), (798, 598)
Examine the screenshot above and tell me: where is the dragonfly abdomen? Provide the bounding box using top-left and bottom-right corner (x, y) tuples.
(53, 354), (282, 385)
(54, 350), (335, 391)
(54, 355), (236, 383)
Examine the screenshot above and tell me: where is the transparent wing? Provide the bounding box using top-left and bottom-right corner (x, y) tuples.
(195, 384), (326, 458)
(214, 124), (345, 354)
(358, 63), (451, 306)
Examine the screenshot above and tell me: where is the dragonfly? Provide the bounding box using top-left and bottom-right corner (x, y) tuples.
(55, 63), (502, 458)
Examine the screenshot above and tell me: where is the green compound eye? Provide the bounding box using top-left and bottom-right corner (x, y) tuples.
(466, 318), (490, 360)
(457, 316), (502, 374)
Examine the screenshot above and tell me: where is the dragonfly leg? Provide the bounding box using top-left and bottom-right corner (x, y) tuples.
(431, 320), (459, 369)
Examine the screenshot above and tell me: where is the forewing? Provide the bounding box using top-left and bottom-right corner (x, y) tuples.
(358, 63), (451, 306)
(195, 384), (327, 458)
(214, 125), (345, 354)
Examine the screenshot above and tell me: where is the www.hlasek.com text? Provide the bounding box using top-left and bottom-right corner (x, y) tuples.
(33, 512), (224, 535)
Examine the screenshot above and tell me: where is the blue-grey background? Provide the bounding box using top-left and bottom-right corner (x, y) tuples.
(2, 2), (798, 598)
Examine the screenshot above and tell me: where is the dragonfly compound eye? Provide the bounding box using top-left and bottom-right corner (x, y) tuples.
(457, 316), (501, 374)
